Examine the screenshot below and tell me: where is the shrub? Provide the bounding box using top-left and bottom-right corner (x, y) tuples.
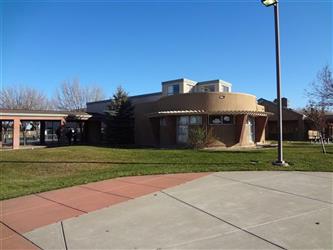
(188, 126), (206, 149)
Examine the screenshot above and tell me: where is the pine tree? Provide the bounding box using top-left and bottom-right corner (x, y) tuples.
(105, 86), (134, 145)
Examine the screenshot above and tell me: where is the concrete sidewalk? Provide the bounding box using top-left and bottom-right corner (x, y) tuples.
(0, 172), (209, 249)
(20, 171), (332, 250)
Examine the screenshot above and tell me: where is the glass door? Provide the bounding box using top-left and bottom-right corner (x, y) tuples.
(247, 117), (255, 144)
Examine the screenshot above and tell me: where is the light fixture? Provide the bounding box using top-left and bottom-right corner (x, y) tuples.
(261, 0), (278, 7)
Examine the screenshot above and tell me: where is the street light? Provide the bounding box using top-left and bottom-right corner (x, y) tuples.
(261, 0), (278, 7)
(261, 0), (288, 166)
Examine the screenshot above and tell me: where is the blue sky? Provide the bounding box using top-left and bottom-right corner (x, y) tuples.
(1, 0), (332, 108)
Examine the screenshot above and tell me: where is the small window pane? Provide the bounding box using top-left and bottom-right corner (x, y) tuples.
(208, 85), (215, 92)
(173, 84), (180, 94)
(167, 85), (173, 95)
(222, 115), (233, 124)
(223, 86), (230, 92)
(190, 116), (202, 125)
(201, 85), (215, 92)
(209, 115), (222, 125)
(160, 118), (167, 126)
(178, 116), (189, 125)
(167, 84), (179, 96)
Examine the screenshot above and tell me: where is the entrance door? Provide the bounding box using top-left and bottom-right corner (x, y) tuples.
(177, 116), (189, 144)
(247, 117), (255, 144)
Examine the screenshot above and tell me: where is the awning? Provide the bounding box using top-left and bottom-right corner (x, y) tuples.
(147, 110), (272, 118)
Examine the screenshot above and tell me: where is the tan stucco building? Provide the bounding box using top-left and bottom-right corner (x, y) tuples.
(130, 78), (269, 147)
(2, 78), (270, 150)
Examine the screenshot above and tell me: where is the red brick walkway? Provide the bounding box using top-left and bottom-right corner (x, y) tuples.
(0, 173), (209, 250)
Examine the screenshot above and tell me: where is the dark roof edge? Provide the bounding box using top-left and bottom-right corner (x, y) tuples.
(161, 78), (196, 85)
(87, 92), (162, 105)
(196, 79), (232, 85)
(86, 99), (111, 105)
(130, 92), (162, 99)
(0, 109), (89, 115)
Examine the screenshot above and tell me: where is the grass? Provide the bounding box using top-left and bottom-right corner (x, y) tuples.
(0, 142), (332, 200)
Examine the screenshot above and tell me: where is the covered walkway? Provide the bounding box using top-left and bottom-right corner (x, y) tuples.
(0, 109), (95, 149)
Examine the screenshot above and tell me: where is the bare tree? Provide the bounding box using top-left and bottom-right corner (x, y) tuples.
(55, 79), (105, 111)
(0, 85), (54, 110)
(306, 65), (333, 109)
(304, 65), (333, 153)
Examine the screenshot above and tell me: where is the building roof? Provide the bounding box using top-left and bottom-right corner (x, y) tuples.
(0, 108), (89, 115)
(129, 92), (162, 99)
(86, 92), (162, 105)
(161, 78), (197, 85)
(0, 109), (91, 119)
(196, 79), (232, 86)
(257, 98), (304, 117)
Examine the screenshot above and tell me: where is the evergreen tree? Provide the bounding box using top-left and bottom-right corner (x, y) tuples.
(105, 86), (134, 145)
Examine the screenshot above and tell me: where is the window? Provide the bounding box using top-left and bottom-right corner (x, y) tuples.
(209, 115), (234, 125)
(177, 116), (189, 144)
(222, 86), (230, 92)
(160, 117), (167, 126)
(189, 116), (202, 125)
(167, 84), (180, 96)
(201, 85), (215, 92)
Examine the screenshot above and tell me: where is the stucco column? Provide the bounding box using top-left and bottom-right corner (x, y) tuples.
(255, 116), (268, 143)
(13, 119), (21, 149)
(235, 114), (248, 146)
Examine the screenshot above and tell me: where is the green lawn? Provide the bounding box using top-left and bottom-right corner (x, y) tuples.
(1, 142), (332, 200)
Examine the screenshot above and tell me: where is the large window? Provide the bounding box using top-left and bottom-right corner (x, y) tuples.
(176, 116), (202, 144)
(209, 115), (234, 125)
(177, 116), (189, 144)
(167, 84), (180, 96)
(1, 121), (14, 148)
(45, 121), (61, 143)
(20, 121), (40, 146)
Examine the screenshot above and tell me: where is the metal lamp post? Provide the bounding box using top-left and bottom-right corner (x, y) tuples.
(261, 0), (288, 166)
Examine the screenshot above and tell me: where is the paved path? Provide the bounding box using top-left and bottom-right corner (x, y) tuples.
(0, 173), (208, 249)
(1, 171), (332, 249)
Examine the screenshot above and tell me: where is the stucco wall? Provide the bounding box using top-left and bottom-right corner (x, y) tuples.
(134, 102), (157, 146)
(160, 116), (176, 146)
(209, 124), (236, 147)
(155, 92), (260, 113)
